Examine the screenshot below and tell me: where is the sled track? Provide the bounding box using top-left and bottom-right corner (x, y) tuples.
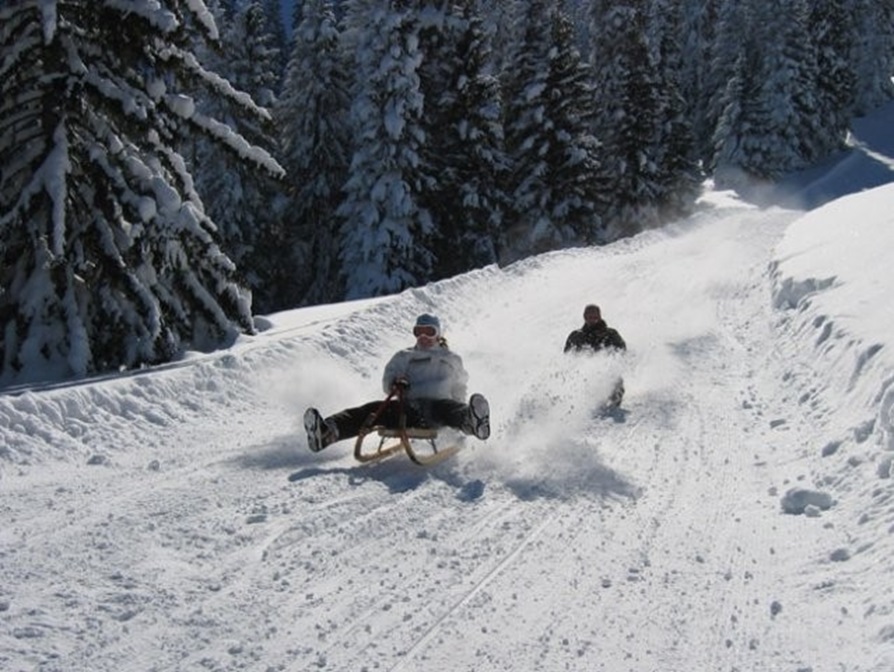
(388, 510), (558, 671)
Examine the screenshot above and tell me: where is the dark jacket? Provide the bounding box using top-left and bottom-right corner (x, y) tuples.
(564, 320), (626, 354)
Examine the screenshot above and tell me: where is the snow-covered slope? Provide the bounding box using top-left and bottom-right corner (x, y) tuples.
(3, 180), (894, 671)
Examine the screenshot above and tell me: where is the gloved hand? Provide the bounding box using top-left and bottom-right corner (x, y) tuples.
(392, 376), (410, 392)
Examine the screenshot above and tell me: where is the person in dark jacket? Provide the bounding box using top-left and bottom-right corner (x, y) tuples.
(564, 304), (626, 407)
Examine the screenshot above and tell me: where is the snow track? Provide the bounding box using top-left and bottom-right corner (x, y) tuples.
(3, 196), (892, 671)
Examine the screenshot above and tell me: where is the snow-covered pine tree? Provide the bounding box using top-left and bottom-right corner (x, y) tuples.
(193, 1), (285, 314)
(850, 0), (894, 114)
(649, 0), (703, 220)
(541, 4), (612, 245)
(414, 0), (506, 279)
(502, 0), (608, 260)
(700, 0), (744, 171)
(770, 0), (823, 168)
(501, 0), (553, 261)
(337, 0), (434, 299)
(712, 0), (821, 184)
(710, 46), (758, 185)
(809, 0), (856, 158)
(589, 0), (665, 236)
(475, 0), (517, 78)
(277, 0), (352, 306)
(0, 1), (282, 385)
(678, 0), (722, 167)
(260, 0), (290, 89)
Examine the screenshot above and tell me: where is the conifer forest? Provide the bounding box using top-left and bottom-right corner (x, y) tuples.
(1, 0), (892, 383)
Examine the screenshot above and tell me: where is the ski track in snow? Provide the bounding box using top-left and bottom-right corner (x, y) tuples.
(3, 196), (894, 671)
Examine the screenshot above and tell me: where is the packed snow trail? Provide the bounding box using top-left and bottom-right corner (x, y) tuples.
(2, 196), (889, 671)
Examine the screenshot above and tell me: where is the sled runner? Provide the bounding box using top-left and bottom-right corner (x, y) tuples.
(354, 426), (460, 466)
(353, 389), (461, 466)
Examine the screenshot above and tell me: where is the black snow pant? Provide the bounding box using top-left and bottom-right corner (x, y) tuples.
(327, 398), (470, 440)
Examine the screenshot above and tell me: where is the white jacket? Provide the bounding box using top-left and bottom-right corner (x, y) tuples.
(382, 344), (468, 402)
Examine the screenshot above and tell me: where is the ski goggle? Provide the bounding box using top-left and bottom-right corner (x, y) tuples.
(413, 325), (438, 338)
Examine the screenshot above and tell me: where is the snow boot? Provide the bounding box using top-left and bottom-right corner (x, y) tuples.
(608, 379), (625, 409)
(467, 393), (490, 440)
(304, 408), (337, 452)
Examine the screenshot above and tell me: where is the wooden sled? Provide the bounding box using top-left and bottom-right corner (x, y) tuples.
(354, 425), (460, 466)
(353, 388), (461, 466)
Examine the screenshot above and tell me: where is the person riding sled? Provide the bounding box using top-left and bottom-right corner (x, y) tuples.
(564, 304), (627, 408)
(304, 314), (490, 453)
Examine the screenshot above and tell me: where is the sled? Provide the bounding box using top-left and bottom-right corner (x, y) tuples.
(354, 425), (460, 466)
(353, 388), (461, 466)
